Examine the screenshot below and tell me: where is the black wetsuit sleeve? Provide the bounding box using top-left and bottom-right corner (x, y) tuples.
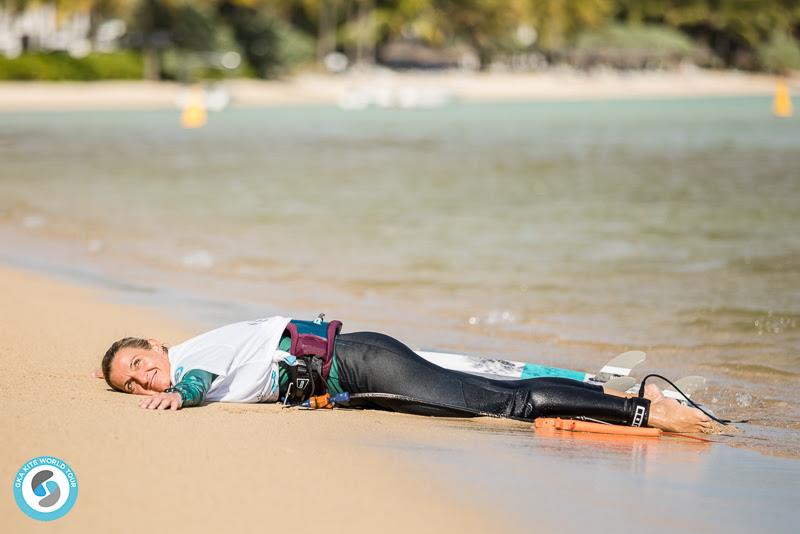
(165, 369), (217, 407)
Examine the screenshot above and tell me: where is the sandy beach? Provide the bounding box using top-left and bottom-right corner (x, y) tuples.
(0, 265), (509, 532)
(0, 69), (795, 112)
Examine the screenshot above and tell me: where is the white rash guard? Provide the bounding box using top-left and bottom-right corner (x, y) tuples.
(167, 316), (292, 403)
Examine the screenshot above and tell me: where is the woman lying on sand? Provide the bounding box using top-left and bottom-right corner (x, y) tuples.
(98, 316), (711, 433)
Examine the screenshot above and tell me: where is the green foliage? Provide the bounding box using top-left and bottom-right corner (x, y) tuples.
(159, 15), (247, 81)
(575, 24), (695, 54)
(5, 0), (800, 76)
(218, 4), (280, 79)
(171, 4), (217, 51)
(432, 0), (526, 66)
(612, 0), (800, 66)
(273, 21), (316, 72)
(160, 50), (230, 80)
(131, 0), (173, 37)
(0, 52), (143, 81)
(529, 0), (616, 49)
(757, 32), (800, 73)
(616, 0), (799, 48)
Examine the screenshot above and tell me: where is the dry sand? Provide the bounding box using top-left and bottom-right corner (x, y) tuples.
(0, 69), (795, 112)
(0, 265), (509, 533)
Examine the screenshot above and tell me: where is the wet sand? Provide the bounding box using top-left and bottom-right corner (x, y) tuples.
(2, 264), (800, 533)
(0, 69), (793, 112)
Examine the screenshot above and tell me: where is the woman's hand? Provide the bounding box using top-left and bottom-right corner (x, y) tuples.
(138, 392), (183, 410)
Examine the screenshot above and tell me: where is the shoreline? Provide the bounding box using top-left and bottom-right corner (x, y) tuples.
(2, 262), (799, 532)
(2, 221), (800, 461)
(0, 69), (794, 112)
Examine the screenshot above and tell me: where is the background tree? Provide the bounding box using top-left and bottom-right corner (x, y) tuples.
(4, 0), (800, 77)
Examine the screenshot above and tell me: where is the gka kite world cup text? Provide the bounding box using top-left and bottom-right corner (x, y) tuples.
(13, 455), (78, 521)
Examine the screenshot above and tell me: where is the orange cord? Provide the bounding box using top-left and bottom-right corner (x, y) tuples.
(663, 432), (713, 442)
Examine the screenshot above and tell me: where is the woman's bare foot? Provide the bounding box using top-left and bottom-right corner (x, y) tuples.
(643, 384), (712, 433)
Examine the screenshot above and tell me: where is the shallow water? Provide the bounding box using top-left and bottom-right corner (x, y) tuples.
(1, 98), (799, 453)
(387, 418), (800, 533)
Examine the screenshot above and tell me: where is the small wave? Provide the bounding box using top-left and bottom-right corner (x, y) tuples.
(406, 257), (449, 272)
(731, 253), (800, 274)
(673, 258), (727, 273)
(754, 314), (798, 335)
(735, 392), (754, 408)
(87, 239), (104, 254)
(181, 250), (214, 269)
(708, 362), (799, 378)
(468, 309), (518, 326)
(680, 308), (800, 335)
(21, 214), (47, 229)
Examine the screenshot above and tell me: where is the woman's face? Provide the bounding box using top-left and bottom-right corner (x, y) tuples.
(109, 340), (172, 395)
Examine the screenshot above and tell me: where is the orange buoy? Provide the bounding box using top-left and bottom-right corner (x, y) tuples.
(533, 417), (662, 437)
(181, 85), (208, 129)
(773, 79), (793, 118)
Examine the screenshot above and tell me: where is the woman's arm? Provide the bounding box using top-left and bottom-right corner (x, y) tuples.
(139, 369), (217, 410)
(166, 369), (217, 407)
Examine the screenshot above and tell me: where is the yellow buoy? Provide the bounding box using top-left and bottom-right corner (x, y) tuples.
(181, 85), (208, 129)
(773, 79), (793, 118)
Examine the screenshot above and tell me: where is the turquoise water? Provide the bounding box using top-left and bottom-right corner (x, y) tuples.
(1, 97), (799, 449)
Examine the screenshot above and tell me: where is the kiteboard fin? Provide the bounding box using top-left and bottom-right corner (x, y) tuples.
(620, 375), (708, 405)
(595, 350), (646, 381)
(673, 375), (706, 396)
(604, 376), (636, 392)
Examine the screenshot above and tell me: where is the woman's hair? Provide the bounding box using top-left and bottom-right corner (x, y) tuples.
(101, 337), (153, 391)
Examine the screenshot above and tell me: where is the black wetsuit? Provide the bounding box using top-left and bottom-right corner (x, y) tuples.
(333, 332), (650, 425)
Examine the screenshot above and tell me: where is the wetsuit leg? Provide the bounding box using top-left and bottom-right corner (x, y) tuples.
(334, 332), (650, 425)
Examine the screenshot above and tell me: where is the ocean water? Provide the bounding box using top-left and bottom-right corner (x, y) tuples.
(1, 98), (799, 453)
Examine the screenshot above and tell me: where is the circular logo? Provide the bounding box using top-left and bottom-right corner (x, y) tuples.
(13, 456), (78, 521)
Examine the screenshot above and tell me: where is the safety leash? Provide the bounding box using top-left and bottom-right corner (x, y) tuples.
(637, 373), (747, 425)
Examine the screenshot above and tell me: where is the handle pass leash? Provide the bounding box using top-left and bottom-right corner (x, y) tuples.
(637, 373), (747, 425)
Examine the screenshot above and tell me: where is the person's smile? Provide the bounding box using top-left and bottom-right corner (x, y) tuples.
(108, 340), (171, 394)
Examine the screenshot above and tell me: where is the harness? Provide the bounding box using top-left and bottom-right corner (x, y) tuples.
(280, 315), (342, 404)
